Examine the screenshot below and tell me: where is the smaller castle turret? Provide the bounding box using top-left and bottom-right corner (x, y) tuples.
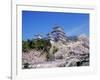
(34, 34), (43, 39)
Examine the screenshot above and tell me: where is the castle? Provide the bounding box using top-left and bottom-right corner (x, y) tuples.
(35, 26), (67, 42)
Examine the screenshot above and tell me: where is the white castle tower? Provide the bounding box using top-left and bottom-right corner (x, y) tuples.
(51, 26), (67, 42)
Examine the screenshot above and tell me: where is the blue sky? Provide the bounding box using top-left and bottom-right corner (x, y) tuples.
(22, 11), (89, 40)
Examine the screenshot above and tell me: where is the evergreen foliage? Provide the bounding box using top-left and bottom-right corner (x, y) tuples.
(22, 39), (51, 52)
